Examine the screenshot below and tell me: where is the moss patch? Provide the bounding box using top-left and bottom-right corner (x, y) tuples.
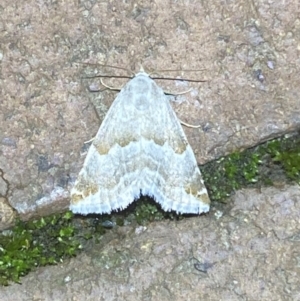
(0, 212), (81, 286)
(202, 133), (300, 203)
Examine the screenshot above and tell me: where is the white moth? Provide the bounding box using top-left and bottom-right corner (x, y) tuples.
(70, 70), (210, 215)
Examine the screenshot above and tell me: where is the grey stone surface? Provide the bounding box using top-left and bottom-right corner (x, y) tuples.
(0, 1), (300, 225)
(0, 184), (299, 300)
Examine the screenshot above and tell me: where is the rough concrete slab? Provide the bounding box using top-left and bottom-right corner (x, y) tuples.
(0, 1), (300, 221)
(0, 184), (299, 300)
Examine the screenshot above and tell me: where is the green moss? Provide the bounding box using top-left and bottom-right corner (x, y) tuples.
(133, 197), (174, 225)
(202, 148), (262, 202)
(202, 133), (300, 203)
(0, 212), (81, 286)
(260, 136), (300, 183)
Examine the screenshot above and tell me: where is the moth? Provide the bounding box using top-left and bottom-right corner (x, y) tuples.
(70, 70), (210, 215)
